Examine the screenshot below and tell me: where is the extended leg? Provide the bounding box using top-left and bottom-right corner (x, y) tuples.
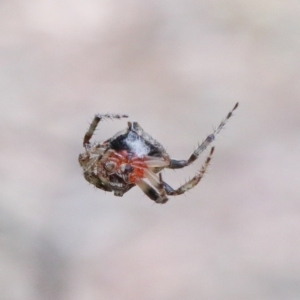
(168, 103), (238, 169)
(163, 147), (214, 196)
(83, 113), (128, 148)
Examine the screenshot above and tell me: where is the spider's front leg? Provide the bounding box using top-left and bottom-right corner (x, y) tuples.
(167, 102), (238, 169)
(163, 147), (214, 196)
(83, 113), (128, 148)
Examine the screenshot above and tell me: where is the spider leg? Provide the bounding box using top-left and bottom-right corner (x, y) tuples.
(163, 147), (214, 196)
(83, 113), (128, 148)
(136, 177), (168, 204)
(144, 156), (170, 168)
(145, 170), (168, 202)
(168, 103), (238, 169)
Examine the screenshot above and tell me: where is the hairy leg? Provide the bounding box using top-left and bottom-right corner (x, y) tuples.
(168, 103), (238, 169)
(163, 147), (214, 196)
(83, 113), (128, 148)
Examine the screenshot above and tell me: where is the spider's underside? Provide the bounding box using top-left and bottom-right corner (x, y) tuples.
(79, 103), (238, 204)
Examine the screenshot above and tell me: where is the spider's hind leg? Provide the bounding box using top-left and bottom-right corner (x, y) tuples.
(83, 113), (128, 148)
(164, 147), (214, 196)
(167, 103), (238, 169)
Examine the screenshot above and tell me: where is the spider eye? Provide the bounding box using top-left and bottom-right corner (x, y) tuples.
(105, 161), (116, 172)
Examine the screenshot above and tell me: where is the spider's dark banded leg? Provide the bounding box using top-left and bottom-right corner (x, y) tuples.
(158, 173), (168, 202)
(136, 178), (169, 204)
(164, 147), (215, 196)
(168, 102), (238, 169)
(83, 113), (128, 148)
(144, 169), (168, 203)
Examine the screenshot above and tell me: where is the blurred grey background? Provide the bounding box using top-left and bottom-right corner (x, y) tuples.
(1, 0), (300, 299)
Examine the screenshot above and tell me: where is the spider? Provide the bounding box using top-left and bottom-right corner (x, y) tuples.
(79, 103), (238, 204)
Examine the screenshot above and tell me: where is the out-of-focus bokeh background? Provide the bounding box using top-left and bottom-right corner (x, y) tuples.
(1, 0), (300, 299)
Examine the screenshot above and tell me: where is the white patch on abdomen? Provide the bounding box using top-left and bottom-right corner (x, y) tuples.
(126, 132), (149, 157)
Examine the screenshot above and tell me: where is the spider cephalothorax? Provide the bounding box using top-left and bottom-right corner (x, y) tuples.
(79, 103), (238, 204)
